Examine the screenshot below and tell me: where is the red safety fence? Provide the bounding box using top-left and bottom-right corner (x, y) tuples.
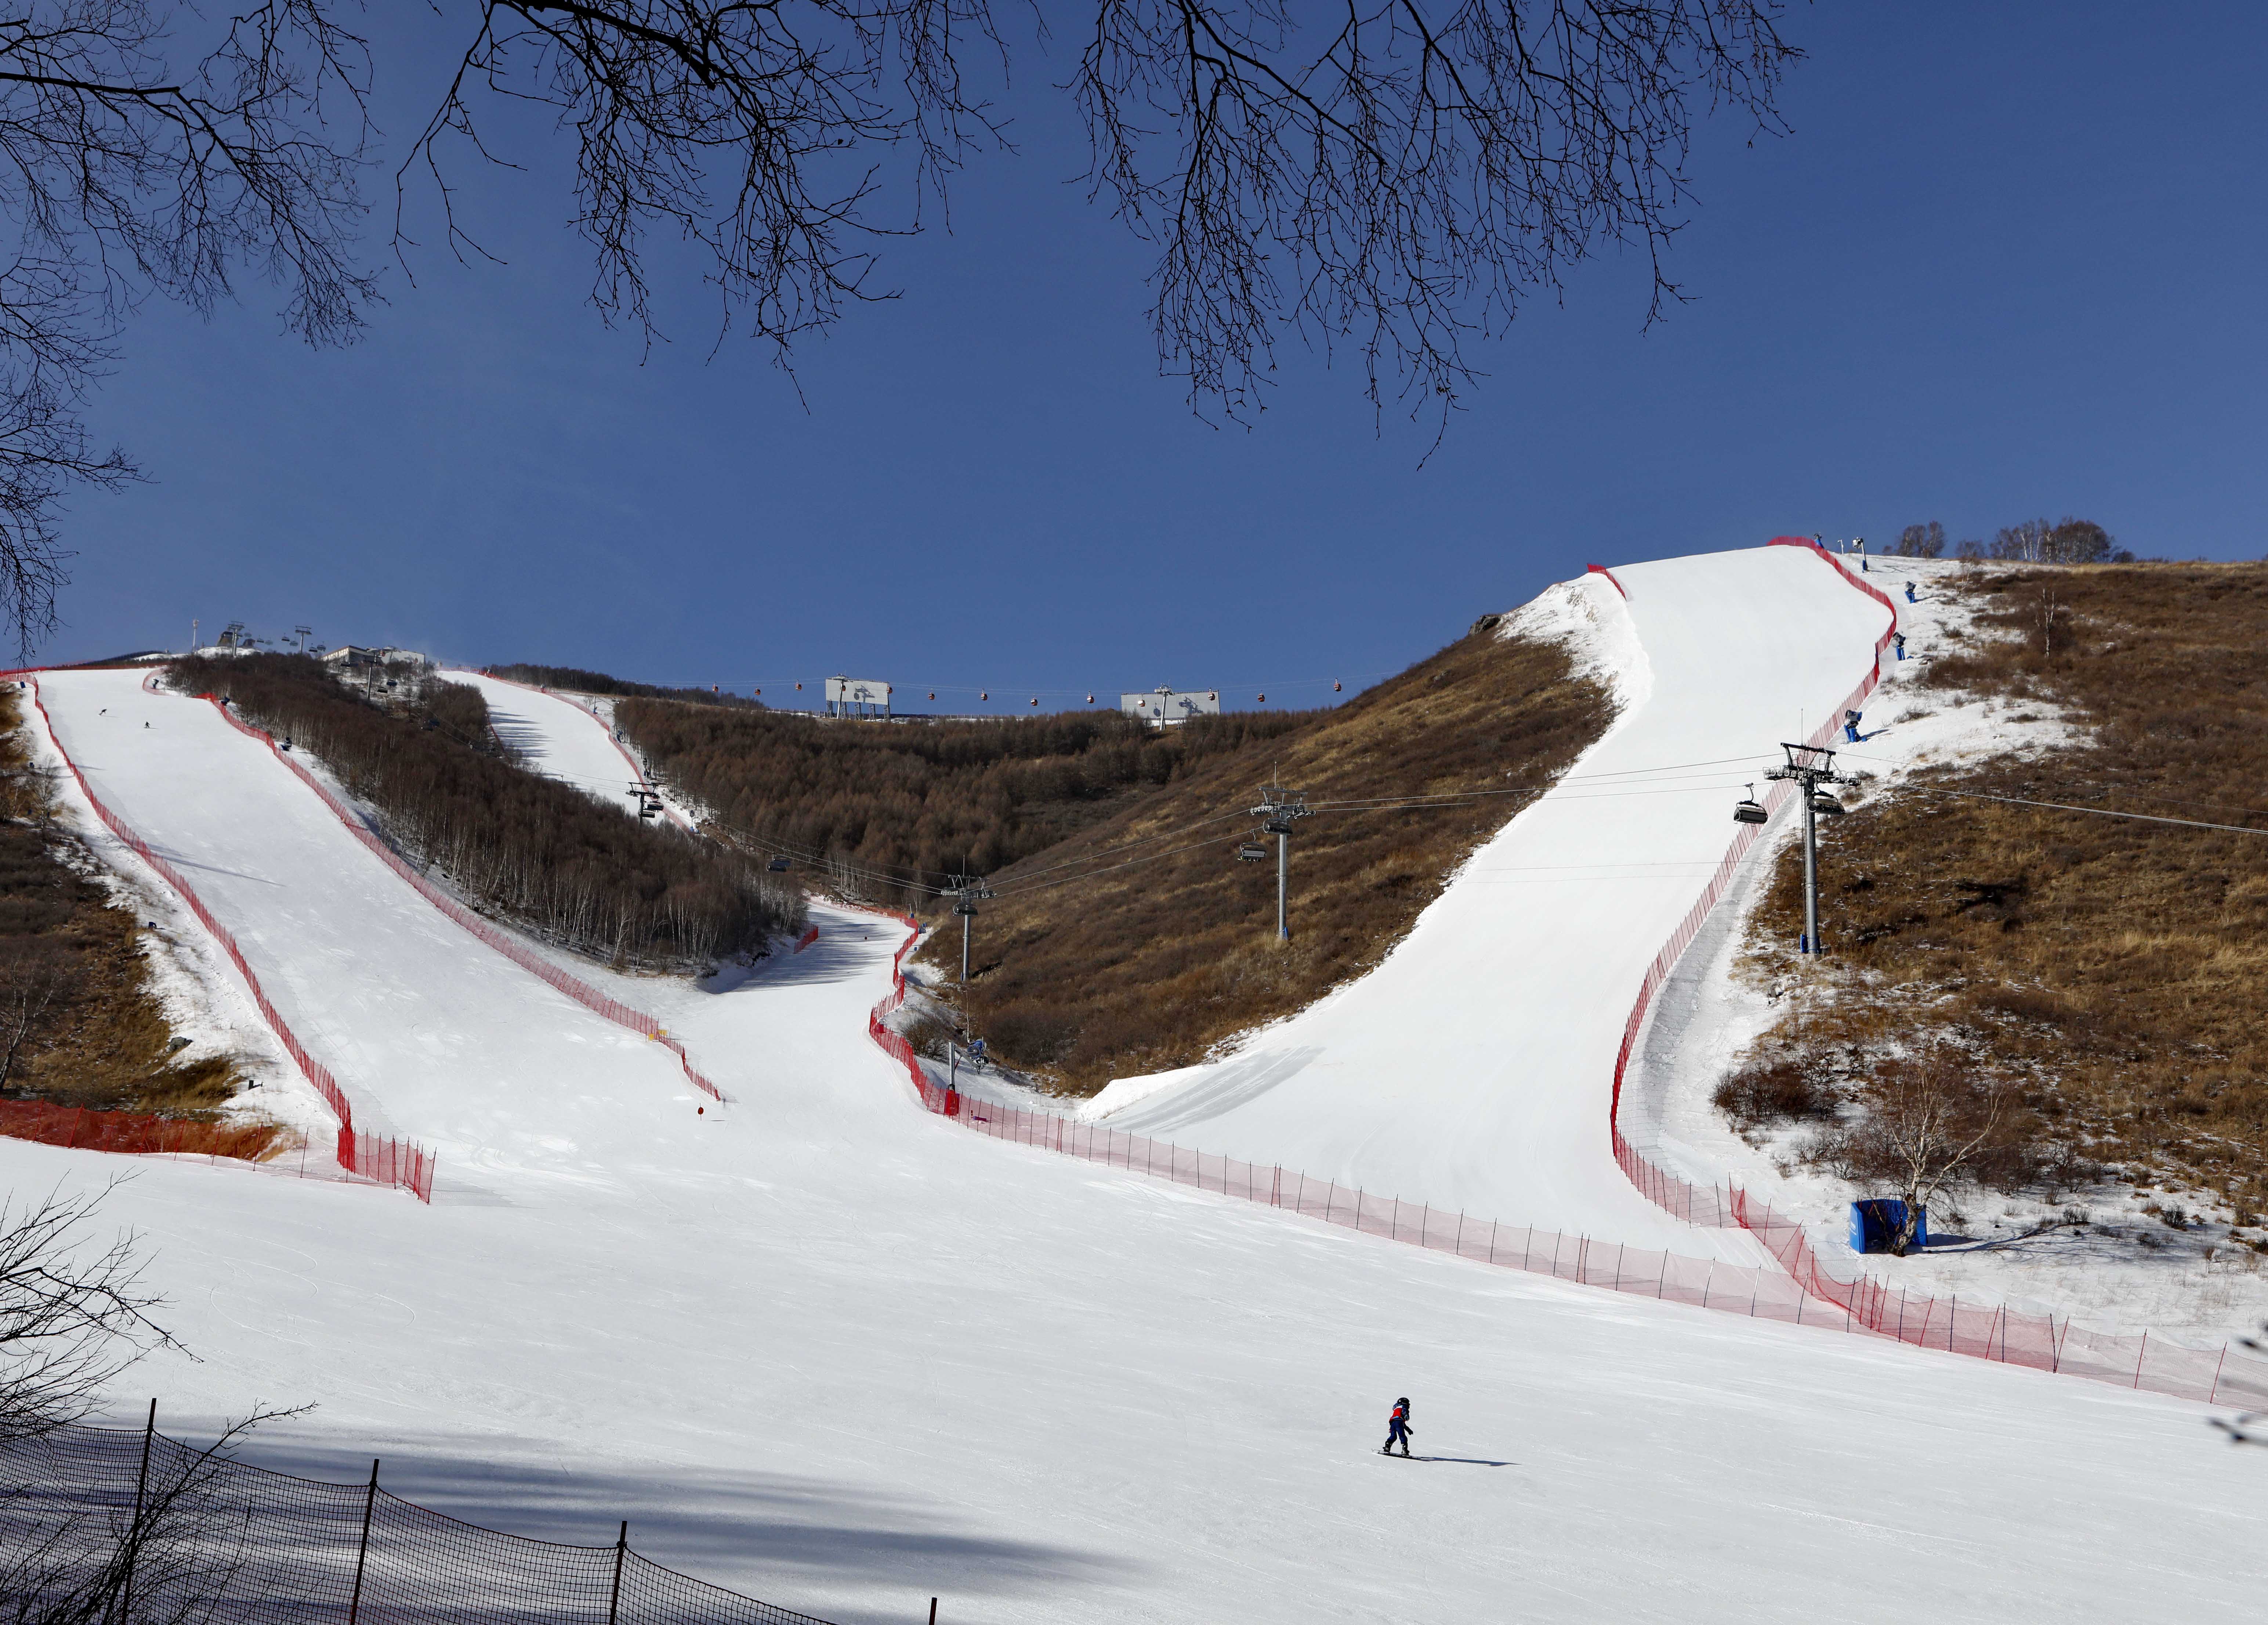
(0, 1100), (287, 1163)
(23, 679), (435, 1201)
(794, 925), (820, 953)
(859, 552), (2268, 1408)
(860, 914), (1924, 1329)
(190, 686), (727, 1104)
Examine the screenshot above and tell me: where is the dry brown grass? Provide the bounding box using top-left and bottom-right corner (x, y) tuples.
(1734, 561), (2268, 1219)
(0, 689), (253, 1121)
(921, 620), (1615, 1092)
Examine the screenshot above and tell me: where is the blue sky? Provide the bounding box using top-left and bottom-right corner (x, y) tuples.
(54, 5), (2268, 710)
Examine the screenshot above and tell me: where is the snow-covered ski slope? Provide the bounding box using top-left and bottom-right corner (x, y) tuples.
(444, 670), (659, 817)
(2, 580), (2261, 1624)
(1091, 544), (1885, 1254)
(31, 670), (694, 1174)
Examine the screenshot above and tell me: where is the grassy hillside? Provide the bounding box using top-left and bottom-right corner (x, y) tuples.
(917, 620), (1615, 1092)
(1726, 562), (2268, 1236)
(0, 688), (272, 1140)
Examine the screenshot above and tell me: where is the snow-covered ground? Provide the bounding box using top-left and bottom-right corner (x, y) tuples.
(1085, 545), (1887, 1257)
(2, 577), (2262, 1624)
(1627, 554), (2268, 1343)
(440, 671), (657, 816)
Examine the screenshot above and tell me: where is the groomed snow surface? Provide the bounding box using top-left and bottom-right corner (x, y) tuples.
(2, 551), (2261, 1623)
(1084, 545), (1882, 1261)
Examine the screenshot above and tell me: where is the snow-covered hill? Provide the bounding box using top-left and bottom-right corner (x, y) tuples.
(1, 562), (2259, 1625)
(1086, 545), (1888, 1255)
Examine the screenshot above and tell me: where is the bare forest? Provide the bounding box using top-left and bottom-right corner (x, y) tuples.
(615, 703), (1312, 910)
(168, 656), (799, 968)
(486, 665), (764, 710)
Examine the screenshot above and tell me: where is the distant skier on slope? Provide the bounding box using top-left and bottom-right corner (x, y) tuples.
(1844, 709), (1863, 743)
(1905, 581), (1917, 603)
(1382, 1398), (1414, 1458)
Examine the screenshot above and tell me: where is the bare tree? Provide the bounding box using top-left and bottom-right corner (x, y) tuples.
(1988, 515), (2123, 565)
(1894, 520), (1945, 558)
(1804, 1047), (2026, 1256)
(0, 1185), (182, 1443)
(0, 941), (69, 1093)
(0, 1406), (300, 1625)
(0, 4), (377, 653)
(0, 1), (1801, 648)
(1073, 0), (1798, 435)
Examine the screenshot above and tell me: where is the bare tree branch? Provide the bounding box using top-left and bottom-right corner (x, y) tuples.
(0, 1183), (185, 1444)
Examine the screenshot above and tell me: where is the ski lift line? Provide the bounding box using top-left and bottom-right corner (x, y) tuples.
(978, 807), (1266, 887)
(692, 746), (1804, 902)
(1913, 787), (2268, 839)
(702, 816), (945, 893)
(609, 674), (1397, 701)
(989, 829), (1262, 899)
(1829, 750), (2268, 824)
(717, 826), (956, 897)
(1303, 780), (1756, 815)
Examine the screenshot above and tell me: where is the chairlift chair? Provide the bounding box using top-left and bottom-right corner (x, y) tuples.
(1732, 784), (1768, 825)
(1810, 792), (1847, 816)
(767, 856), (791, 872)
(1261, 818), (1294, 836)
(1237, 842), (1268, 862)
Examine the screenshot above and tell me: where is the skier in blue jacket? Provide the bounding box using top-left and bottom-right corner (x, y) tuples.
(1382, 1398), (1414, 1457)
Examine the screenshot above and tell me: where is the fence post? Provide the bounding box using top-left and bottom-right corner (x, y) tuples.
(122, 1387), (157, 1614)
(348, 1459), (379, 1625)
(2211, 1343), (2229, 1406)
(608, 1520), (628, 1625)
(2132, 1331), (2148, 1390)
(1488, 1220), (1499, 1264)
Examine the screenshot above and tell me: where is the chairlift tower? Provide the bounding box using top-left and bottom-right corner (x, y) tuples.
(944, 874), (996, 984)
(1764, 743), (1846, 954)
(1250, 784), (1313, 942)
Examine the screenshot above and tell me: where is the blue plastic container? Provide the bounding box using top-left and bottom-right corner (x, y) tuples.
(1849, 1198), (1927, 1253)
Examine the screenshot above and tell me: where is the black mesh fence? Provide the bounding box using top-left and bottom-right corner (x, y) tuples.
(0, 1421), (841, 1625)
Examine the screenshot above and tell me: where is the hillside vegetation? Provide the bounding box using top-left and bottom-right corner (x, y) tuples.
(172, 655), (800, 966)
(1725, 562), (2268, 1239)
(615, 703), (1311, 908)
(914, 620), (1613, 1092)
(488, 664), (764, 710)
(0, 688), (278, 1147)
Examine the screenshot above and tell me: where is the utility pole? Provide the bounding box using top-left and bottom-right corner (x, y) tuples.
(944, 874), (995, 983)
(1764, 743), (1846, 954)
(1250, 784), (1313, 942)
